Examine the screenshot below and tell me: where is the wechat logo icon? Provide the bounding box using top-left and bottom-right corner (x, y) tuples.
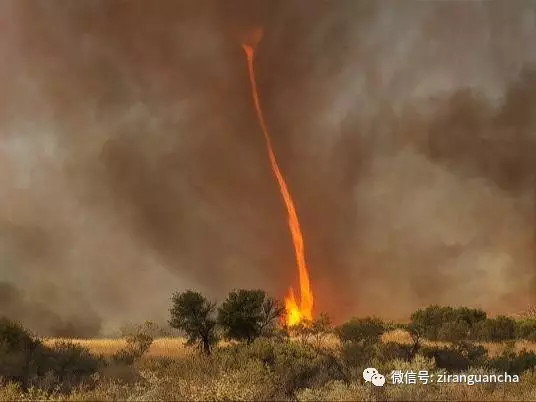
(363, 367), (386, 387)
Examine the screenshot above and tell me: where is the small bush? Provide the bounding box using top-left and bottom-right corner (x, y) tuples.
(340, 341), (375, 369)
(471, 316), (516, 341)
(45, 341), (101, 377)
(437, 320), (470, 342)
(375, 341), (415, 363)
(0, 318), (37, 349)
(410, 305), (486, 341)
(223, 336), (278, 367)
(0, 317), (102, 391)
(209, 359), (276, 400)
(112, 321), (154, 364)
(487, 349), (536, 375)
(379, 353), (436, 377)
(335, 317), (385, 345)
(273, 341), (334, 396)
(38, 341), (102, 391)
(292, 313), (332, 349)
(219, 337), (345, 397)
(0, 317), (41, 386)
(119, 321), (176, 338)
(515, 319), (536, 341)
(335, 317), (387, 378)
(99, 362), (141, 384)
(421, 341), (487, 371)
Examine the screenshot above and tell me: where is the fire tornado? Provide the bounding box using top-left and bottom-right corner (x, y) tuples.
(242, 39), (314, 326)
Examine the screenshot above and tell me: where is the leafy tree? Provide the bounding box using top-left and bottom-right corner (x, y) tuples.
(217, 289), (284, 343)
(169, 290), (218, 355)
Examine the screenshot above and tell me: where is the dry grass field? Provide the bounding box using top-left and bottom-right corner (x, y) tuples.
(3, 328), (536, 401)
(43, 330), (536, 359)
(43, 337), (191, 358)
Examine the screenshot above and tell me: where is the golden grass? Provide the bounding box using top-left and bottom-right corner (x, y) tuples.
(43, 330), (536, 359)
(381, 328), (414, 344)
(479, 339), (536, 357)
(43, 338), (128, 356)
(43, 337), (190, 358)
(147, 337), (191, 358)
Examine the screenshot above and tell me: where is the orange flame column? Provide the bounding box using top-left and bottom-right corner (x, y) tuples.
(242, 43), (314, 326)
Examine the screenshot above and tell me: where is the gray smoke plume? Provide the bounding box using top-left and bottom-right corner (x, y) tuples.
(0, 1), (534, 333)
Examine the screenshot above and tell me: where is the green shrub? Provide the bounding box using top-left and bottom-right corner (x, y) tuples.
(292, 313), (332, 349)
(340, 341), (375, 369)
(437, 320), (470, 342)
(217, 289), (283, 343)
(456, 307), (489, 326)
(99, 361), (141, 384)
(0, 318), (36, 349)
(0, 317), (102, 392)
(218, 337), (345, 397)
(471, 316), (516, 341)
(38, 341), (102, 392)
(273, 341), (333, 396)
(378, 353), (436, 377)
(0, 317), (41, 386)
(230, 336), (279, 366)
(375, 341), (415, 363)
(119, 320), (177, 338)
(112, 321), (154, 364)
(335, 317), (385, 345)
(421, 342), (487, 371)
(487, 350), (536, 375)
(334, 317), (386, 378)
(515, 319), (536, 341)
(410, 305), (486, 341)
(208, 359), (276, 400)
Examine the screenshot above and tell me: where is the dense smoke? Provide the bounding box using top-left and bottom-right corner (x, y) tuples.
(0, 1), (534, 334)
(0, 282), (101, 337)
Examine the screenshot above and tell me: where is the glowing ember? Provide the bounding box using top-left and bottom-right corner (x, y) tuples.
(242, 32), (314, 327)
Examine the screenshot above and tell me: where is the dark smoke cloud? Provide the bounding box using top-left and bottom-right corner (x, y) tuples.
(0, 282), (101, 337)
(0, 1), (534, 332)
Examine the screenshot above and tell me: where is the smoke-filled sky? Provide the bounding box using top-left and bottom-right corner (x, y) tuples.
(0, 1), (535, 336)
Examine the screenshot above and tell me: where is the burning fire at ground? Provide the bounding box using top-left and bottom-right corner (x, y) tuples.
(241, 29), (314, 327)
